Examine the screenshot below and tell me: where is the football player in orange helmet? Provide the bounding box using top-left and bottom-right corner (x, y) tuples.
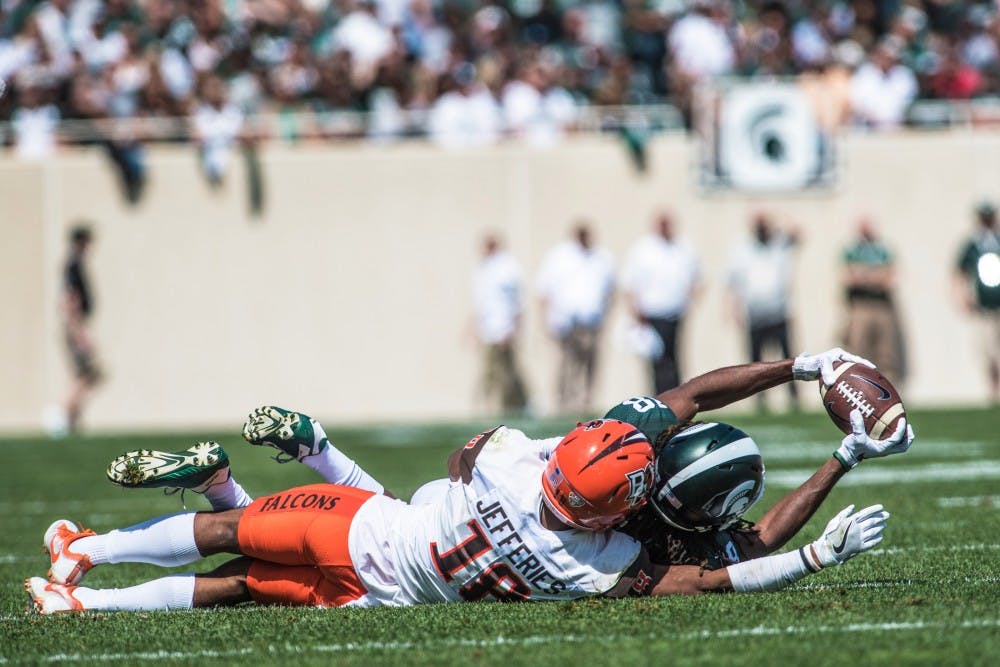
(540, 419), (653, 531)
(33, 417), (657, 613)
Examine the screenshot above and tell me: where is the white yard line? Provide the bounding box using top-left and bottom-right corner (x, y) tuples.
(758, 440), (990, 462)
(1, 619), (997, 663)
(766, 461), (1000, 487)
(937, 495), (1000, 508)
(800, 577), (999, 591)
(0, 499), (176, 516)
(870, 543), (1000, 555)
(0, 555), (37, 564)
(3, 540), (997, 575)
(0, 649), (255, 664)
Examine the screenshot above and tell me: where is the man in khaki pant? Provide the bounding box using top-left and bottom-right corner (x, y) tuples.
(537, 224), (615, 414)
(473, 235), (528, 414)
(841, 219), (906, 386)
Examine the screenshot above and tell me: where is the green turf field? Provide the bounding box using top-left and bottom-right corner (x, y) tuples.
(2, 407), (998, 666)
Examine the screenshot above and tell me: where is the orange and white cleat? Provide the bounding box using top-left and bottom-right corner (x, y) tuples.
(25, 576), (84, 614)
(43, 519), (96, 585)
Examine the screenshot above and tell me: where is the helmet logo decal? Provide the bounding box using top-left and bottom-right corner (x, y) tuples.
(717, 480), (759, 522)
(624, 464), (652, 508)
(567, 491), (586, 508)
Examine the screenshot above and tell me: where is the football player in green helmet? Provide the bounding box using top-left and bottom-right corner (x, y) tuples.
(646, 422), (765, 533)
(606, 347), (914, 594)
(616, 420), (766, 572)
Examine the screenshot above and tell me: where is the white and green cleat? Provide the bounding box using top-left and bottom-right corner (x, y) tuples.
(106, 441), (231, 492)
(242, 405), (328, 463)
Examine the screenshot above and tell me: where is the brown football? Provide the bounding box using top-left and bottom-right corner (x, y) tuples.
(819, 361), (906, 437)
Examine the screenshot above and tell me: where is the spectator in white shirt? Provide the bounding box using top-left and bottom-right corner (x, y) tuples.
(536, 223), (615, 414)
(666, 0), (735, 124)
(667, 1), (735, 81)
(33, 0), (75, 79)
(401, 0), (452, 74)
(193, 77), (244, 187)
(621, 212), (701, 393)
(428, 62), (503, 149)
(849, 37), (917, 128)
(472, 234), (528, 414)
(332, 0), (394, 79)
(12, 79), (61, 161)
(727, 212), (801, 412)
(501, 60), (578, 147)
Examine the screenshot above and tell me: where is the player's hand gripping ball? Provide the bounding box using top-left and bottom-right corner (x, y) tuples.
(819, 361), (906, 438)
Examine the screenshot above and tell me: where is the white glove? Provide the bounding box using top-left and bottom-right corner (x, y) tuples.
(792, 348), (876, 386)
(834, 408), (915, 470)
(808, 504), (889, 568)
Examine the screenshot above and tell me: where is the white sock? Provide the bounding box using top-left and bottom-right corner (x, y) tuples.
(303, 420), (384, 494)
(74, 512), (202, 567)
(75, 573), (195, 611)
(202, 473), (253, 511)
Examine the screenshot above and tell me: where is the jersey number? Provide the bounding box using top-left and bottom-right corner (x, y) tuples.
(621, 396), (667, 413)
(430, 520), (531, 602)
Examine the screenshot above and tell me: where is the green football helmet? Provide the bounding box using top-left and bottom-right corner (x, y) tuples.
(650, 422), (765, 532)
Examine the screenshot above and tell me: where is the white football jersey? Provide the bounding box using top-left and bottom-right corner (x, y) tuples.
(347, 426), (642, 606)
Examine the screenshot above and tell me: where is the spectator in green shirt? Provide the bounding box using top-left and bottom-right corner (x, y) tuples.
(954, 202), (1000, 404)
(841, 218), (906, 387)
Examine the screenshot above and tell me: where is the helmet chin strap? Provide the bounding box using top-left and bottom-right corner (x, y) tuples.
(650, 494), (721, 533)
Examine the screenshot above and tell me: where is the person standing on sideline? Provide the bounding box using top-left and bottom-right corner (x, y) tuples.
(537, 223), (615, 414)
(727, 212), (800, 412)
(841, 218), (906, 387)
(621, 212), (701, 393)
(63, 225), (102, 433)
(954, 201), (1000, 403)
(472, 234), (528, 414)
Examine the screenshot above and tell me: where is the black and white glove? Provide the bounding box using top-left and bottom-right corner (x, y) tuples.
(805, 504), (889, 568)
(792, 348), (876, 387)
(834, 408), (915, 470)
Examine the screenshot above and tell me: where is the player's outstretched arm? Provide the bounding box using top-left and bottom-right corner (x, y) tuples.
(657, 359), (796, 421)
(737, 409), (912, 558)
(658, 349), (874, 421)
(737, 458), (847, 558)
(647, 504), (889, 596)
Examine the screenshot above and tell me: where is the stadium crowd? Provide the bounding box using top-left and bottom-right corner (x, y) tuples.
(3, 0), (1000, 155)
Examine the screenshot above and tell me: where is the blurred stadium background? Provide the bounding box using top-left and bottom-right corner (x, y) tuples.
(3, 2), (1000, 664)
(2, 0), (1000, 433)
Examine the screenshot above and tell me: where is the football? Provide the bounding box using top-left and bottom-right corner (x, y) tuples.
(819, 361), (906, 437)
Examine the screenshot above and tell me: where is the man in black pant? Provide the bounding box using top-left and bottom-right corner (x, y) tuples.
(727, 213), (800, 412)
(62, 225), (103, 433)
(622, 213), (701, 393)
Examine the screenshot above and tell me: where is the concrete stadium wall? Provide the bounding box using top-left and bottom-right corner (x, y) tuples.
(1, 131), (997, 433)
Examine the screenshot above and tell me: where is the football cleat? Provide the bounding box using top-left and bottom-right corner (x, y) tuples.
(43, 519), (95, 585)
(242, 406), (328, 463)
(26, 576), (84, 614)
(106, 441), (231, 493)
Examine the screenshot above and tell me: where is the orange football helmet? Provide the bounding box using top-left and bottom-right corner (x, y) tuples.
(541, 419), (654, 531)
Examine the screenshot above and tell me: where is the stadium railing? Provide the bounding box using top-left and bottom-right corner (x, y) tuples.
(0, 103), (687, 146)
